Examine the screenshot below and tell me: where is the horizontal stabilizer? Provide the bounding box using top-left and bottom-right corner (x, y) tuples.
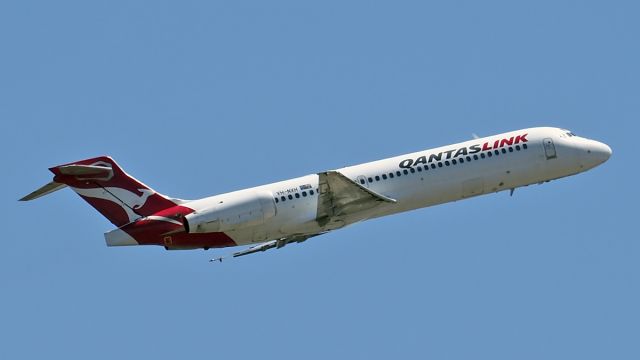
(19, 181), (67, 201)
(20, 156), (179, 227)
(57, 164), (113, 178)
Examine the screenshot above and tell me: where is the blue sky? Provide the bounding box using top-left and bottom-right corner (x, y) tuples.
(1, 1), (638, 359)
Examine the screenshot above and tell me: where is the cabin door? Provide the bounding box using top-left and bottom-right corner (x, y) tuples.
(543, 138), (557, 159)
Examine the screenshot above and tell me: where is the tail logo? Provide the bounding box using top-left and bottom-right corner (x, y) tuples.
(72, 187), (155, 223)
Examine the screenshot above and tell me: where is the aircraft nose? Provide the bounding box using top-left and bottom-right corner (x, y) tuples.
(588, 140), (612, 164)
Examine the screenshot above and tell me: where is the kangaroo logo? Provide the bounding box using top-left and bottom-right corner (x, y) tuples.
(72, 187), (155, 222)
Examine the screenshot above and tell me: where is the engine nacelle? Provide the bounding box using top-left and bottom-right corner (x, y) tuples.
(183, 191), (277, 233)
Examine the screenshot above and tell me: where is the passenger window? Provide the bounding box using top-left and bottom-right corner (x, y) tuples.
(275, 198), (279, 203)
(508, 147), (513, 152)
(281, 196), (286, 202)
(403, 169), (409, 175)
(481, 153), (486, 159)
(410, 168), (415, 173)
(359, 179), (365, 185)
(466, 156), (472, 162)
(459, 158), (464, 163)
(473, 155), (479, 160)
(445, 161), (450, 166)
(288, 195), (293, 200)
(302, 191), (307, 197)
(501, 148), (507, 154)
(523, 144), (528, 149)
(295, 193), (300, 198)
(367, 177), (373, 182)
(452, 159), (457, 165)
(438, 163), (443, 168)
(375, 175), (380, 181)
(389, 173), (394, 178)
(515, 145), (521, 151)
(417, 167), (422, 172)
(488, 152), (492, 157)
(382, 174), (388, 179)
(431, 164), (436, 169)
(494, 150), (499, 155)
(310, 190), (314, 195)
(396, 171), (401, 176)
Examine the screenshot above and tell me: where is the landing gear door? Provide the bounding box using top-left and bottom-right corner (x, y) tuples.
(543, 138), (557, 159)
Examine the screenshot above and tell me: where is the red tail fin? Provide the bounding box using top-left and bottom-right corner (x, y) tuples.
(49, 156), (178, 226)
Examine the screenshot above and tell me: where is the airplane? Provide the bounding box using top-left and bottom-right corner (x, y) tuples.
(20, 127), (611, 261)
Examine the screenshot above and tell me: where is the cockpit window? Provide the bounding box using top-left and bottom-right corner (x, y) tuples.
(565, 131), (577, 137)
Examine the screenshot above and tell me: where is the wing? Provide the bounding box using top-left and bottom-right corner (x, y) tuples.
(211, 233), (324, 261)
(316, 170), (396, 226)
(211, 171), (396, 262)
(231, 234), (317, 258)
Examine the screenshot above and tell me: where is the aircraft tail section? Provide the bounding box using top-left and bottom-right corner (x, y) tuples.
(20, 156), (179, 227)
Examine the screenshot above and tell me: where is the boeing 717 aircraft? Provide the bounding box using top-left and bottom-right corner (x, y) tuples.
(21, 127), (611, 261)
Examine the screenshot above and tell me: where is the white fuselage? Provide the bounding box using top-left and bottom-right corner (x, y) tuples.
(183, 127), (611, 246)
